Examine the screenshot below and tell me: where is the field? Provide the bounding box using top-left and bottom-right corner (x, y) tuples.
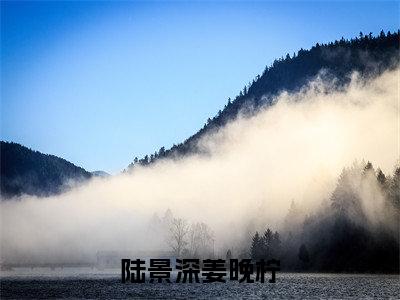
(1, 269), (399, 299)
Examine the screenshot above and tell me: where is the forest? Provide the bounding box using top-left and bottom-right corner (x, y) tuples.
(127, 31), (400, 169)
(0, 141), (92, 198)
(158, 161), (399, 273)
(249, 161), (399, 273)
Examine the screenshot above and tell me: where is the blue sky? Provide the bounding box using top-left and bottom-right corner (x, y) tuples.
(1, 1), (398, 173)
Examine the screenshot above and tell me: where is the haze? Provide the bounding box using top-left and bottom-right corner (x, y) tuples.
(1, 68), (398, 264)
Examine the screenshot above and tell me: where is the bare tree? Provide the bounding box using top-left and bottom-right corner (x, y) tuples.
(188, 222), (214, 258)
(167, 218), (189, 257)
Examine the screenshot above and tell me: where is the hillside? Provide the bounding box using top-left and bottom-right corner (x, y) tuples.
(127, 30), (399, 170)
(0, 141), (92, 198)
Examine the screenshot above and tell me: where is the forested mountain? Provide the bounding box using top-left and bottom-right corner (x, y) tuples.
(0, 141), (92, 199)
(127, 31), (399, 170)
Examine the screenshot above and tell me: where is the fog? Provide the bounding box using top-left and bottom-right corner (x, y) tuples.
(1, 68), (398, 264)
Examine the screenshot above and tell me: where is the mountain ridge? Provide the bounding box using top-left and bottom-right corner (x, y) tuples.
(126, 30), (400, 170)
(0, 141), (92, 199)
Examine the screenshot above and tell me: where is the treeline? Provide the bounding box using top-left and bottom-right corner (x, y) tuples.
(250, 229), (281, 261)
(0, 141), (92, 199)
(127, 31), (400, 170)
(248, 161), (399, 273)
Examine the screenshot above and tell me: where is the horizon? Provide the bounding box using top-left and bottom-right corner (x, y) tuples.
(1, 1), (399, 174)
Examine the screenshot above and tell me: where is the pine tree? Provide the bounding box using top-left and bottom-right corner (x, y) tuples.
(376, 168), (386, 185)
(263, 228), (273, 259)
(251, 232), (262, 260)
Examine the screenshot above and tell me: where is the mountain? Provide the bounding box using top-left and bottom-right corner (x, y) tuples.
(127, 30), (399, 170)
(0, 141), (92, 199)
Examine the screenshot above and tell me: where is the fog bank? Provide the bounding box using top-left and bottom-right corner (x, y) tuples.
(1, 68), (398, 264)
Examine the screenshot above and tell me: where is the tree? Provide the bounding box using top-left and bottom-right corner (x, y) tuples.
(158, 147), (165, 157)
(168, 217), (189, 257)
(331, 165), (363, 217)
(263, 228), (273, 258)
(364, 161), (373, 172)
(283, 200), (304, 234)
(388, 166), (400, 209)
(188, 222), (214, 258)
(251, 232), (263, 260)
(226, 249), (232, 261)
(376, 168), (386, 185)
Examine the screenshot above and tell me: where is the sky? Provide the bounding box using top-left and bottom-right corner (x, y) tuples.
(1, 1), (399, 174)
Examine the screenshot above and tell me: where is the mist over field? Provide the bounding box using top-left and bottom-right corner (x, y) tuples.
(1, 68), (398, 265)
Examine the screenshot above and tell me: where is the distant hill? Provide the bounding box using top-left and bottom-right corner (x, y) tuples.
(0, 141), (92, 199)
(127, 30), (399, 170)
